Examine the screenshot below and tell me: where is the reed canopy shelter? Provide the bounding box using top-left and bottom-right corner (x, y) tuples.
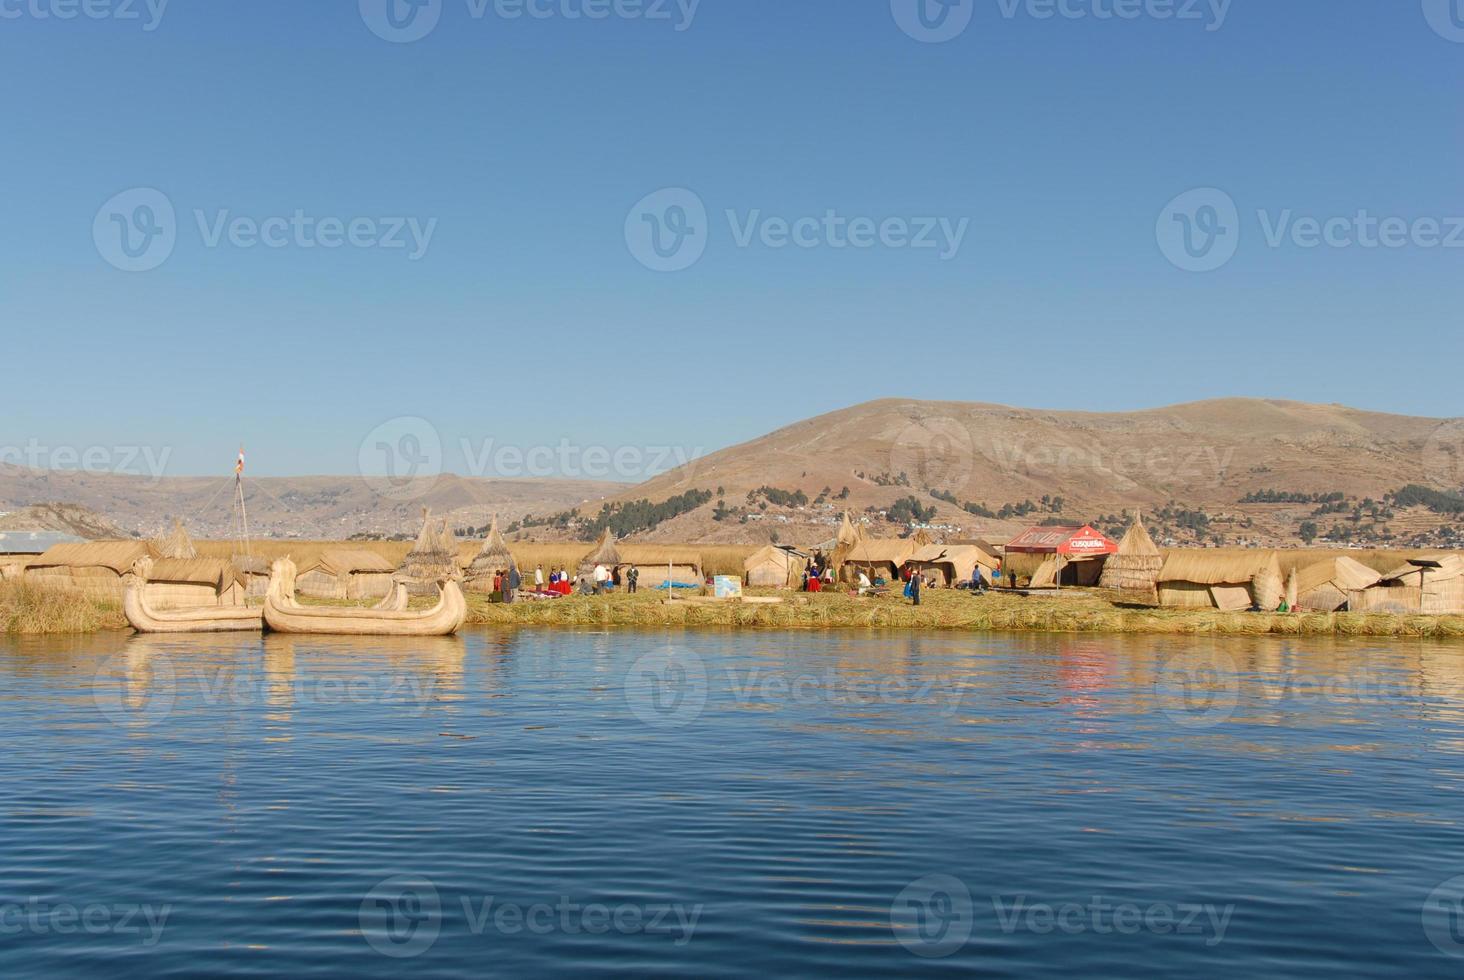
(298, 549), (396, 600)
(464, 516), (517, 595)
(1004, 525), (1118, 587)
(743, 544), (809, 588)
(620, 545), (704, 588)
(1293, 557), (1382, 612)
(137, 556), (247, 609)
(908, 544), (999, 587)
(839, 538), (916, 584)
(1349, 555), (1464, 615)
(24, 540), (156, 598)
(1156, 550), (1285, 611)
(152, 519), (199, 560)
(1097, 514), (1163, 593)
(395, 509), (461, 596)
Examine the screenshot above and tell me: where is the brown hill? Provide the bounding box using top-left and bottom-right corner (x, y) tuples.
(594, 398), (1463, 546)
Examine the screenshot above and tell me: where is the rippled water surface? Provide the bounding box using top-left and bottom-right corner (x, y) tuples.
(3, 628), (1464, 977)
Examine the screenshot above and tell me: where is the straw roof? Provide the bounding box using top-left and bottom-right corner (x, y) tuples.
(1296, 556), (1382, 596)
(1157, 550), (1282, 586)
(910, 544), (997, 568)
(578, 529), (622, 570)
(305, 549), (395, 577)
(1098, 513), (1163, 592)
(152, 519), (198, 560)
(845, 538), (916, 565)
(467, 515), (517, 576)
(232, 554), (270, 577)
(1379, 554), (1464, 583)
(395, 509), (461, 593)
(147, 557), (239, 589)
(28, 540), (154, 574)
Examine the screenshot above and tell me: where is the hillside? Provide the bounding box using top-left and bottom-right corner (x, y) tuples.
(571, 398), (1464, 548)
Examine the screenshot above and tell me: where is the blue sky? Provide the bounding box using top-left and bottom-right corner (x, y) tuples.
(2, 0), (1461, 478)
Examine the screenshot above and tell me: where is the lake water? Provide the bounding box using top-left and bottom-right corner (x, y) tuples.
(2, 627), (1464, 978)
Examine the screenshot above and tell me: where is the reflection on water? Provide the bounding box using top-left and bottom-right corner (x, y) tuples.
(1, 628), (1463, 978)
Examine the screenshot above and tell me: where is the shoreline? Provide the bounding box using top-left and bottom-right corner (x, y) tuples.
(9, 581), (1461, 639)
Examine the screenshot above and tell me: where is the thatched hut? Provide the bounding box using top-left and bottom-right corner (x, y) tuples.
(1349, 555), (1464, 615)
(1098, 514), (1163, 593)
(744, 544), (808, 588)
(621, 545), (704, 589)
(1293, 557), (1380, 612)
(141, 556), (246, 609)
(299, 549), (396, 600)
(841, 538), (916, 585)
(829, 511), (863, 581)
(1004, 525), (1118, 587)
(152, 518), (198, 560)
(24, 541), (155, 599)
(395, 509), (461, 596)
(232, 554), (271, 598)
(1156, 550), (1285, 611)
(576, 529), (623, 591)
(908, 544), (997, 587)
(464, 516), (517, 595)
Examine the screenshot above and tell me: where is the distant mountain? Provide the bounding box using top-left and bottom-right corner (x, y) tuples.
(589, 398), (1464, 547)
(0, 502), (125, 539)
(0, 466), (621, 540)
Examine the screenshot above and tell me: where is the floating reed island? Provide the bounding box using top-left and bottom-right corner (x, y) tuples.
(5, 510), (1464, 636)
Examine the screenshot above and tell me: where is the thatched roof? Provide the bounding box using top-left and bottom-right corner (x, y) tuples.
(1378, 554), (1464, 584)
(579, 529), (622, 570)
(28, 540), (154, 574)
(467, 515), (517, 576)
(1296, 557), (1382, 596)
(845, 538), (916, 565)
(147, 557), (238, 589)
(1157, 550), (1282, 586)
(232, 554), (270, 576)
(910, 544), (997, 569)
(305, 549), (395, 577)
(1113, 515), (1160, 557)
(910, 528), (934, 547)
(744, 544), (806, 571)
(395, 509), (461, 592)
(152, 519), (198, 560)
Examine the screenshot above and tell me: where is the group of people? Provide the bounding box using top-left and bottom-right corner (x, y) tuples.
(798, 556), (1004, 606)
(591, 563), (639, 595)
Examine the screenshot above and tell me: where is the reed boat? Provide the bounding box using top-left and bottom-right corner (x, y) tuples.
(123, 579), (264, 634)
(263, 558), (466, 636)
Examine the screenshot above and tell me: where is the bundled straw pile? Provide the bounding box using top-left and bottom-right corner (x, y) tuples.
(465, 515), (517, 594)
(152, 518), (198, 560)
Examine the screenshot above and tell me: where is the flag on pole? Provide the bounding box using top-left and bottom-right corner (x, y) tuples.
(235, 447), (245, 475)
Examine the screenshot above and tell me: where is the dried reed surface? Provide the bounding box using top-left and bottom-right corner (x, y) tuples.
(464, 587), (1464, 638)
(0, 579), (126, 633)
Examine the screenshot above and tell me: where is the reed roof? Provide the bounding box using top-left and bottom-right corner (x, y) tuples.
(29, 540), (154, 574)
(1295, 556), (1383, 596)
(1157, 550), (1281, 585)
(152, 519), (198, 560)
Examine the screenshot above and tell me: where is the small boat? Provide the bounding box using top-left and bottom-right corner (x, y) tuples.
(262, 558), (467, 636)
(123, 580), (264, 633)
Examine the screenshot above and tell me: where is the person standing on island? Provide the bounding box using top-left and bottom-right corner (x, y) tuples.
(505, 564), (521, 604)
(534, 565), (544, 592)
(628, 566), (639, 594)
(909, 569), (922, 606)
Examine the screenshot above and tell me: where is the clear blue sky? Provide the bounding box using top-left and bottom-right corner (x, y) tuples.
(3, 1), (1460, 478)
